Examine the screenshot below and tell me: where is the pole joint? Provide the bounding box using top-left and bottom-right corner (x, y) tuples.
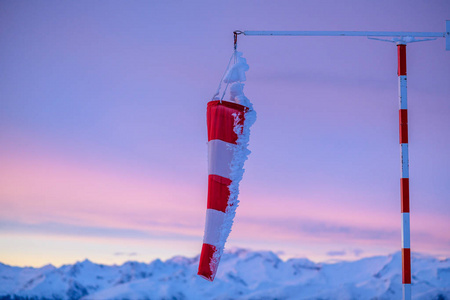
(233, 30), (243, 51)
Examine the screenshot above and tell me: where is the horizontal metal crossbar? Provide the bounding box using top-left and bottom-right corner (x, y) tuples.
(240, 21), (449, 50)
(243, 31), (445, 38)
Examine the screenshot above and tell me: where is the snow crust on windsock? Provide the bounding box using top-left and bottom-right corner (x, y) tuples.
(229, 83), (251, 108)
(225, 52), (252, 108)
(223, 52), (249, 83)
(210, 52), (256, 274)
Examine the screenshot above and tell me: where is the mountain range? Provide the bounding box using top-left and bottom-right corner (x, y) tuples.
(1, 248), (449, 300)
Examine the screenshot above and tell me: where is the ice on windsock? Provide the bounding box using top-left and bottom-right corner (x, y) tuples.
(198, 52), (256, 281)
(229, 82), (251, 108)
(225, 52), (252, 108)
(223, 52), (249, 83)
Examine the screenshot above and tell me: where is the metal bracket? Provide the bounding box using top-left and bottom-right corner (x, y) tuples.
(446, 20), (450, 51)
(367, 36), (438, 44)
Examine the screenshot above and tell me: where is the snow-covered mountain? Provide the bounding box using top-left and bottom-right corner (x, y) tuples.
(1, 249), (449, 300)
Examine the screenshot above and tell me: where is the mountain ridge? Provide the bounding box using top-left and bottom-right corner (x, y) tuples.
(1, 249), (449, 300)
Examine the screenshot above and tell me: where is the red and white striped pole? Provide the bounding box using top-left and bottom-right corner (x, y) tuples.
(398, 44), (411, 300)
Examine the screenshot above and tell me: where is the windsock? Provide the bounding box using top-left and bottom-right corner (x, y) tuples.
(198, 100), (251, 281)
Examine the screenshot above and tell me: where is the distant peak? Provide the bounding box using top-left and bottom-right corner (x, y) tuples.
(72, 258), (94, 268)
(78, 258), (93, 265)
(225, 247), (251, 256)
(166, 256), (198, 265)
(40, 264), (56, 271)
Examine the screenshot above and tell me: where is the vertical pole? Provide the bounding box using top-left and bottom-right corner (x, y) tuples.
(398, 44), (411, 300)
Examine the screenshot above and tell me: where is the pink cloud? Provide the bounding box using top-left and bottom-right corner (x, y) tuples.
(0, 146), (205, 237)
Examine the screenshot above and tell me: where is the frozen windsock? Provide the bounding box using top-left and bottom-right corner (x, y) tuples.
(199, 51), (255, 281)
(198, 100), (255, 281)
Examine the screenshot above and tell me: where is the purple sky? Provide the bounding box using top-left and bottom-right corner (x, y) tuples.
(1, 1), (449, 267)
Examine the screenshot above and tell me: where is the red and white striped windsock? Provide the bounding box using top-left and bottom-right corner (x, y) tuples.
(198, 100), (248, 281)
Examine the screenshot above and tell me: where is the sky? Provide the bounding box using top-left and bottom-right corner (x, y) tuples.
(0, 1), (449, 268)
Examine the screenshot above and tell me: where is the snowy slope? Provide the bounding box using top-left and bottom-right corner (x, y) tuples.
(0, 249), (449, 300)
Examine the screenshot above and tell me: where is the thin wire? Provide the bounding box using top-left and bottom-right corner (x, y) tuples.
(212, 52), (235, 102)
(213, 31), (242, 103)
(220, 50), (237, 101)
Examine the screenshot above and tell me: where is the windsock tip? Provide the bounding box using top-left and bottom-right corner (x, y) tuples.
(197, 272), (215, 282)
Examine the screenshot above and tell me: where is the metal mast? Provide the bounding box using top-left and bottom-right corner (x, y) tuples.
(397, 43), (411, 299)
